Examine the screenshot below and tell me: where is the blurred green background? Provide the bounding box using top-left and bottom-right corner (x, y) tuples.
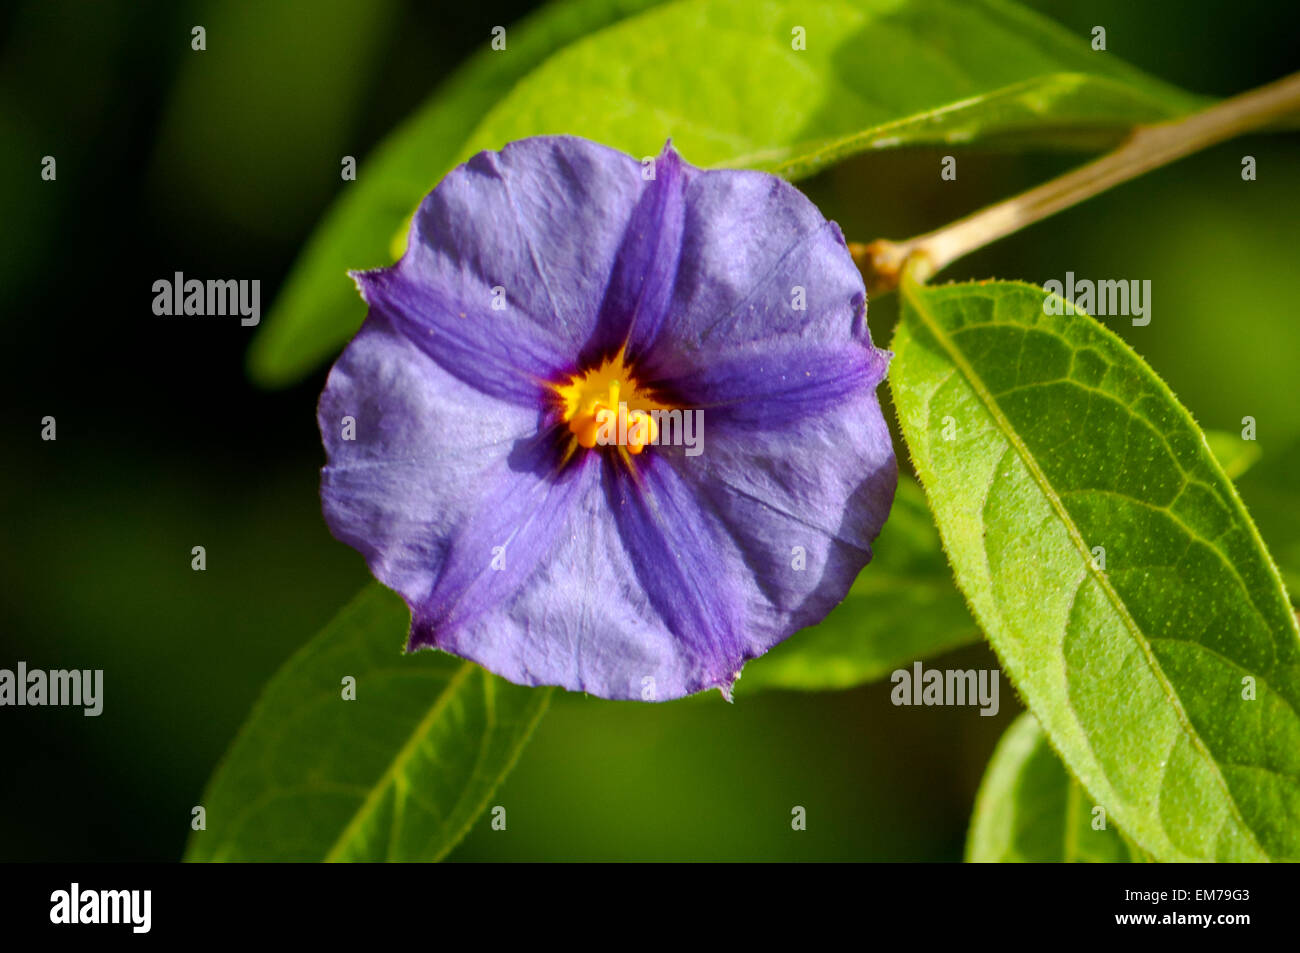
(1, 0), (1296, 861)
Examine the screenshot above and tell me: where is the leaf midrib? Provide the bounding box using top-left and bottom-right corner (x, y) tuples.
(323, 661), (477, 862)
(900, 276), (1267, 861)
(727, 72), (1190, 174)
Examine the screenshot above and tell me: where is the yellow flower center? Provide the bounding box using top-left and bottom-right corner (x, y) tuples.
(552, 350), (665, 455)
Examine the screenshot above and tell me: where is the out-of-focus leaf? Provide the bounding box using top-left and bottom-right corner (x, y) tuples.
(251, 0), (1202, 387)
(1205, 429), (1262, 481)
(461, 0), (1200, 175)
(968, 712), (1141, 862)
(1236, 438), (1300, 599)
(186, 584), (552, 862)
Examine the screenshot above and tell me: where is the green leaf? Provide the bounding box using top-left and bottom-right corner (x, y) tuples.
(968, 712), (1140, 862)
(740, 476), (977, 692)
(251, 0), (1202, 388)
(185, 584), (552, 862)
(891, 276), (1300, 862)
(247, 0), (666, 387)
(460, 0), (1201, 177)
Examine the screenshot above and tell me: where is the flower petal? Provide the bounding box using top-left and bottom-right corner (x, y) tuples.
(355, 136), (654, 406)
(352, 266), (564, 407)
(639, 167), (870, 382)
(425, 453), (754, 700)
(319, 314), (558, 606)
(655, 385), (897, 646)
(408, 136), (645, 335)
(604, 453), (751, 692)
(587, 142), (691, 363)
(653, 341), (888, 430)
(408, 438), (598, 642)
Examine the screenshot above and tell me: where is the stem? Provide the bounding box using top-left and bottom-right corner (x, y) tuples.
(853, 70), (1300, 295)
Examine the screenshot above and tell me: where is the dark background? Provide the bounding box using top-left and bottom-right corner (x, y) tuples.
(1, 0), (1297, 860)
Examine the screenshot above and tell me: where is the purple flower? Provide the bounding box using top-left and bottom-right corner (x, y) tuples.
(318, 136), (895, 701)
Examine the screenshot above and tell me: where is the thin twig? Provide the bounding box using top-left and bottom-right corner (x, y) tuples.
(853, 70), (1300, 295)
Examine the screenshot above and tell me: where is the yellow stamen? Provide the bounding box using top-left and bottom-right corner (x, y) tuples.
(552, 350), (667, 455)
